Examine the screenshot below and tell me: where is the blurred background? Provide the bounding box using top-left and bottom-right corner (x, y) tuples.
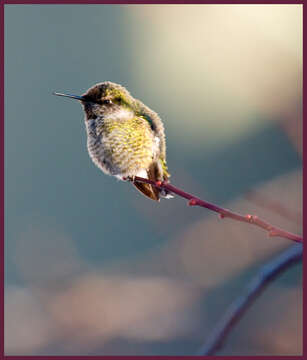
(5, 4), (302, 356)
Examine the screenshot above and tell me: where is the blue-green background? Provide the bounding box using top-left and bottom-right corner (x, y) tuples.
(5, 4), (302, 356)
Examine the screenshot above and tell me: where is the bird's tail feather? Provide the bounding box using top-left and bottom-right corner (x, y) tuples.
(132, 161), (172, 201)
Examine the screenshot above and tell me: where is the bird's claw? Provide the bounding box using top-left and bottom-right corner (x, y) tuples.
(124, 176), (135, 183)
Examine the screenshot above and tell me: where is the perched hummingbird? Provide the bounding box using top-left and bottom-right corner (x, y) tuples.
(53, 82), (172, 201)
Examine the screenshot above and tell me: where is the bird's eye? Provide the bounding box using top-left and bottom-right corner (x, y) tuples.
(102, 99), (112, 105)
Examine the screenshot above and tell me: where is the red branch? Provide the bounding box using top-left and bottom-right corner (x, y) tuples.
(133, 177), (302, 243)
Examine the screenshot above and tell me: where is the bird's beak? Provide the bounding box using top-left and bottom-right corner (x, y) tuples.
(53, 92), (85, 101)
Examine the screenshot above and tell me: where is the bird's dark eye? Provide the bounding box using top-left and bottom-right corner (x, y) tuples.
(102, 99), (112, 105)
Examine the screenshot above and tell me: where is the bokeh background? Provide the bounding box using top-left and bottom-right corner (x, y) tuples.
(5, 4), (302, 356)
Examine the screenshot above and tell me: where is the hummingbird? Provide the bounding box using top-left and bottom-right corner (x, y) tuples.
(53, 82), (172, 201)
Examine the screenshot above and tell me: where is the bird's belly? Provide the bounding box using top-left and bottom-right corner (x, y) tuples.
(87, 130), (154, 177)
(87, 138), (116, 175)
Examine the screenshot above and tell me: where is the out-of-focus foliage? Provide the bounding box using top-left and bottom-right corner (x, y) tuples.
(5, 4), (302, 356)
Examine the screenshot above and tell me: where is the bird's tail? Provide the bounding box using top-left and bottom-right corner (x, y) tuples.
(132, 160), (173, 201)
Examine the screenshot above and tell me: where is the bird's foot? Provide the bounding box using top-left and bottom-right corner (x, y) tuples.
(123, 176), (135, 182)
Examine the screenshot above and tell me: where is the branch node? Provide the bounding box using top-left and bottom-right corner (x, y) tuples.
(219, 213), (225, 219)
(246, 214), (254, 222)
(269, 230), (278, 237)
(189, 198), (198, 206)
(155, 180), (162, 187)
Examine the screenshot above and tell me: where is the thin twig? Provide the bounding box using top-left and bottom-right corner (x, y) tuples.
(133, 177), (303, 243)
(197, 243), (303, 355)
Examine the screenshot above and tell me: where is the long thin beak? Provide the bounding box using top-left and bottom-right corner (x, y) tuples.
(53, 92), (84, 101)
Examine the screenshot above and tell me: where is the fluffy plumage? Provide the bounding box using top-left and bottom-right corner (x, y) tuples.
(81, 82), (171, 201)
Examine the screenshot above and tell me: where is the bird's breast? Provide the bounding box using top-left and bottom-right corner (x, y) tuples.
(85, 114), (159, 176)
